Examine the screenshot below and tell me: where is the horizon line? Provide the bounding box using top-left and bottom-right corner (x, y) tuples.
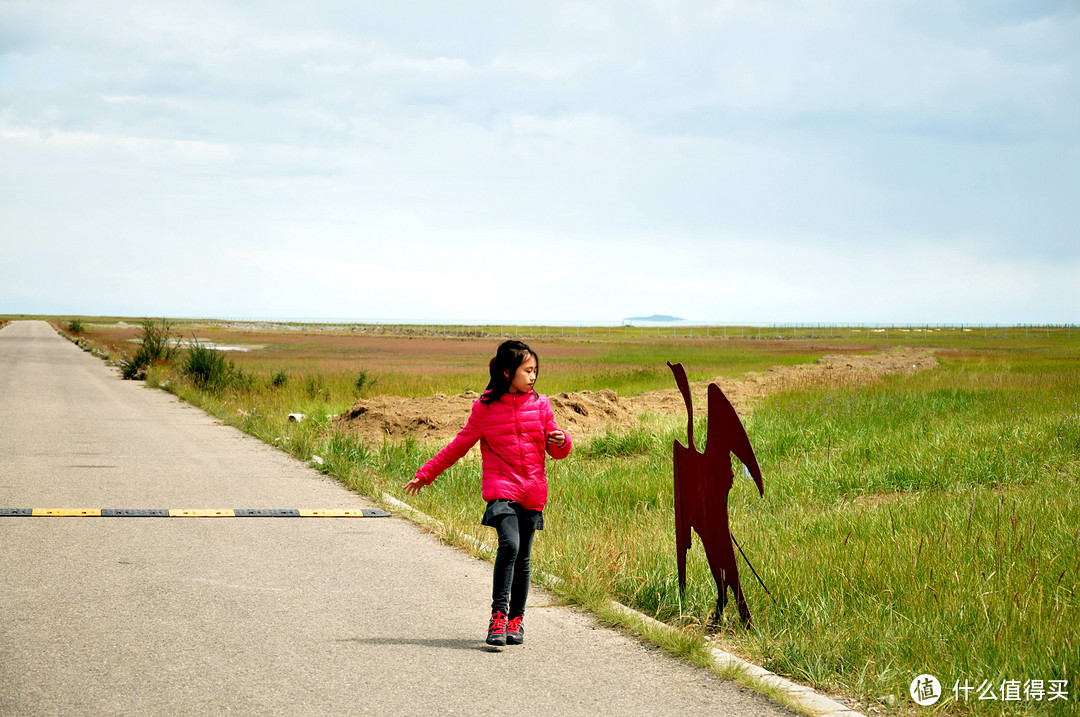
(2, 314), (1077, 329)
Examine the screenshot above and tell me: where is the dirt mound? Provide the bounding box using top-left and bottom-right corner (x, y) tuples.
(334, 388), (635, 446)
(626, 346), (938, 417)
(548, 389), (633, 436)
(333, 346), (937, 446)
(335, 391), (482, 446)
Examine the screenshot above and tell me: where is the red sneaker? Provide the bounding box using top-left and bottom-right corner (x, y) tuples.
(505, 615), (524, 645)
(486, 611), (507, 646)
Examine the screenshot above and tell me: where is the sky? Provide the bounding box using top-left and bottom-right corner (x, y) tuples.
(1, 1), (1078, 324)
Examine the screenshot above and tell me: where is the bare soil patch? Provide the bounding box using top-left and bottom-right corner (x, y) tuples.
(333, 347), (938, 446)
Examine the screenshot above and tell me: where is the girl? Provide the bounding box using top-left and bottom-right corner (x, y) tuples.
(404, 340), (572, 647)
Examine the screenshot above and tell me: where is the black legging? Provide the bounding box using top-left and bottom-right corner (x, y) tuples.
(491, 512), (536, 617)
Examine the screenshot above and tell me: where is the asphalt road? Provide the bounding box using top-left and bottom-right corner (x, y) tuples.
(0, 320), (796, 716)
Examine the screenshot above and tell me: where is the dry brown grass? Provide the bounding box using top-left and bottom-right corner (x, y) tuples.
(83, 324), (599, 371)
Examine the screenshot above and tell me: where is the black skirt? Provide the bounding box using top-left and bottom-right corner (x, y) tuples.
(481, 499), (544, 531)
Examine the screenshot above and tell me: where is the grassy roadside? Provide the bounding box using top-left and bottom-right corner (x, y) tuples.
(64, 320), (1079, 714)
(357, 356), (1078, 714)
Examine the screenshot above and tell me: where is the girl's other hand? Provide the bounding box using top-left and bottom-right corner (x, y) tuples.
(403, 477), (424, 495)
(546, 430), (566, 448)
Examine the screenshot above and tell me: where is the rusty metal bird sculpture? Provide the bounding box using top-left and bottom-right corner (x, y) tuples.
(668, 361), (764, 626)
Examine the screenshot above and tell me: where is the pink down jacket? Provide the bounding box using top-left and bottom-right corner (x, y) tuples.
(414, 390), (572, 511)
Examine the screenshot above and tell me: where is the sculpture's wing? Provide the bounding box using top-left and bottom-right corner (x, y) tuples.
(668, 361), (697, 592)
(705, 384), (764, 497)
(667, 362), (696, 451)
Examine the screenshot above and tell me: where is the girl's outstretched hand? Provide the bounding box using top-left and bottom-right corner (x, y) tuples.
(546, 430), (566, 448)
(403, 477), (424, 495)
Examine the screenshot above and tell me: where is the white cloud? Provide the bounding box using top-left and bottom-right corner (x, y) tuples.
(1, 0), (1077, 322)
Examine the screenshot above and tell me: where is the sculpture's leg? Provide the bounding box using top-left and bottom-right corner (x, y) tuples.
(732, 577), (753, 627)
(701, 530), (739, 627)
(708, 587), (727, 627)
(704, 574), (730, 626)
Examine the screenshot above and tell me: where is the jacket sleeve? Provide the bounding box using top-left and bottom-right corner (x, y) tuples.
(543, 398), (572, 460)
(415, 400), (485, 485)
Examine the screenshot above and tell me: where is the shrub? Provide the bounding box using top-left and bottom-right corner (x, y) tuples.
(120, 358), (142, 380)
(67, 319), (84, 334)
(354, 370), (370, 391)
(271, 370), (289, 388)
(120, 318), (178, 380)
(183, 340), (236, 390)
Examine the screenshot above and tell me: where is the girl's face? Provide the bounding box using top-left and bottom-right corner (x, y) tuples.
(506, 354), (538, 394)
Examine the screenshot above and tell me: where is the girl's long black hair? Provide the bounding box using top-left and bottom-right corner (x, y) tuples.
(481, 340), (538, 404)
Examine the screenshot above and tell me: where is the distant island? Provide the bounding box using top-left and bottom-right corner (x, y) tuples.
(624, 314), (684, 322)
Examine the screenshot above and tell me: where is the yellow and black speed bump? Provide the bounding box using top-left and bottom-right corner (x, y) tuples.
(0, 508), (390, 518)
(104, 509), (170, 517)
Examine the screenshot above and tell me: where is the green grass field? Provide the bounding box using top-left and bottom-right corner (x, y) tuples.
(62, 319), (1079, 714)
(347, 344), (1078, 714)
